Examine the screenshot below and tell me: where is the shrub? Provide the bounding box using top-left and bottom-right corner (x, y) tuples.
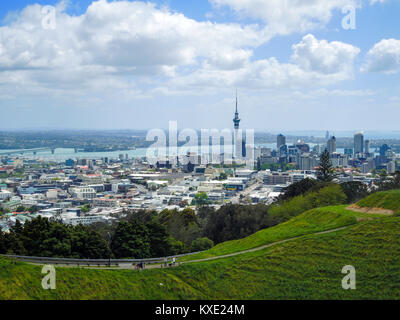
(191, 238), (214, 252)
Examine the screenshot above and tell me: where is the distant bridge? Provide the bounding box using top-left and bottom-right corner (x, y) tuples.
(0, 148), (79, 156)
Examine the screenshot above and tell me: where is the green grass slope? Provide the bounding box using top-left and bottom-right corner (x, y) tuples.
(179, 205), (385, 261)
(1, 217), (399, 300)
(356, 190), (400, 214)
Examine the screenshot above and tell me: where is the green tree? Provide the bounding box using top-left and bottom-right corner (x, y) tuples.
(340, 181), (369, 203)
(15, 206), (25, 213)
(146, 221), (172, 257)
(80, 205), (91, 213)
(218, 172), (228, 180)
(279, 178), (319, 201)
(193, 192), (209, 206)
(158, 208), (202, 249)
(191, 237), (214, 252)
(167, 237), (185, 255)
(204, 204), (271, 244)
(111, 220), (150, 259)
(317, 150), (335, 182)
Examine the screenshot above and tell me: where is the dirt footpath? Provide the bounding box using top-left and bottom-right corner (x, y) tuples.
(347, 204), (394, 216)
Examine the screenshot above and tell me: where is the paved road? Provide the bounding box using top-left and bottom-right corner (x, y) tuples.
(230, 179), (263, 204)
(131, 183), (148, 194)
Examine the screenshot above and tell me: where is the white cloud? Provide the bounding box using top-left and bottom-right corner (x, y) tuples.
(171, 34), (360, 90)
(291, 34), (360, 75)
(210, 0), (362, 36)
(0, 0), (265, 93)
(0, 0), (361, 101)
(362, 39), (400, 74)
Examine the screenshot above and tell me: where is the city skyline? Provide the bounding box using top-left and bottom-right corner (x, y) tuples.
(0, 0), (399, 130)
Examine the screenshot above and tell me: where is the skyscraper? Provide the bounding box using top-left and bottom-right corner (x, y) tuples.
(380, 144), (390, 156)
(354, 132), (364, 155)
(365, 140), (370, 154)
(277, 134), (286, 151)
(327, 136), (336, 154)
(325, 131), (330, 141)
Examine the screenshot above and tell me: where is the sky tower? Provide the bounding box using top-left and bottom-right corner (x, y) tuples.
(233, 90), (243, 159)
(233, 90), (241, 130)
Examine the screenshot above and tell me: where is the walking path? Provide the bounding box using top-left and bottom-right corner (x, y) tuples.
(179, 226), (350, 265)
(74, 225), (351, 271)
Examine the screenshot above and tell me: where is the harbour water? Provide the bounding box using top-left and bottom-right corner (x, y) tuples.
(0, 144), (377, 162)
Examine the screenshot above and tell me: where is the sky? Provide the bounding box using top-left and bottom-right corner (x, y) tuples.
(0, 0), (400, 132)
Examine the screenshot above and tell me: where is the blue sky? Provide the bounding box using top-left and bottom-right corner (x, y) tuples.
(1, 0), (399, 132)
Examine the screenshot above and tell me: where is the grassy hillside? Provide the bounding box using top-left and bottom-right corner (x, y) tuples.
(356, 190), (400, 214)
(1, 217), (400, 300)
(178, 205), (385, 262)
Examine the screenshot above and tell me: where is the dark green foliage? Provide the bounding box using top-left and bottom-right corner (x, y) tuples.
(191, 238), (214, 252)
(317, 150), (335, 182)
(340, 181), (370, 203)
(376, 171), (400, 191)
(80, 205), (91, 213)
(192, 192), (209, 206)
(111, 220), (150, 259)
(27, 206), (38, 213)
(159, 208), (202, 249)
(217, 172), (228, 180)
(279, 178), (319, 201)
(0, 217), (109, 259)
(146, 221), (171, 257)
(204, 204), (271, 244)
(168, 238), (185, 255)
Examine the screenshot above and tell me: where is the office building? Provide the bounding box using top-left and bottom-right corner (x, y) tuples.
(388, 161), (396, 174)
(327, 136), (337, 154)
(354, 132), (364, 155)
(380, 144), (390, 156)
(277, 134), (286, 152)
(365, 140), (370, 154)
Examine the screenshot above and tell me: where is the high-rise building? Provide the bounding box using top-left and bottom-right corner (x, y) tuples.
(325, 131), (330, 141)
(388, 161), (396, 174)
(365, 140), (370, 154)
(299, 153), (318, 170)
(327, 136), (336, 154)
(380, 144), (390, 156)
(313, 144), (325, 155)
(354, 132), (364, 155)
(277, 134), (286, 150)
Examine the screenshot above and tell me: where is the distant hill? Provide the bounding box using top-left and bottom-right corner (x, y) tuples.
(178, 205), (383, 262)
(355, 190), (400, 214)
